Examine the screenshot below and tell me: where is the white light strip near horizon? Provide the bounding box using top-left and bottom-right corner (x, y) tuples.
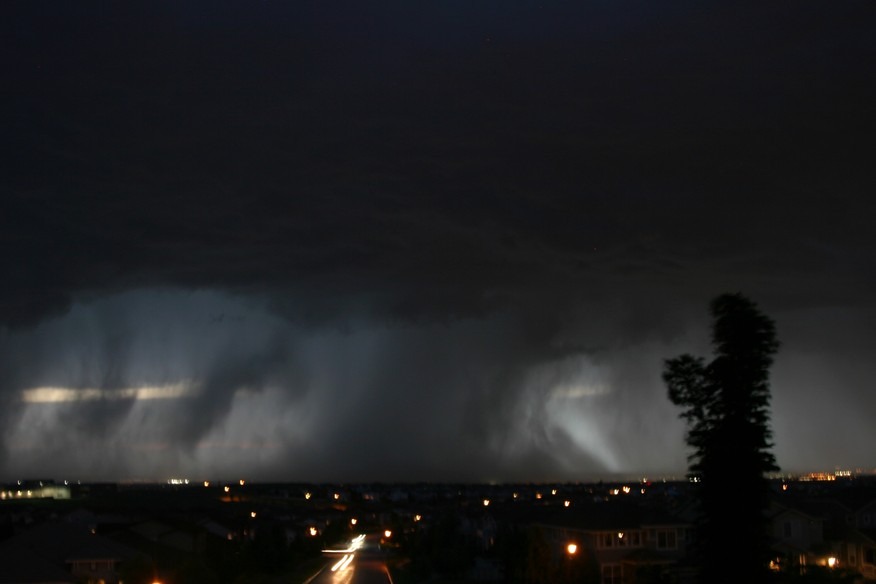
(331, 553), (354, 572)
(322, 534), (366, 554)
(20, 382), (194, 403)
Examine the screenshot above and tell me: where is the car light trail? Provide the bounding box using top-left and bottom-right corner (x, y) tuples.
(322, 534), (366, 554)
(331, 553), (354, 572)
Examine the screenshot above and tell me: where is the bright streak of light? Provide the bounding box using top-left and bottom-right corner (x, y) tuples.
(323, 534), (366, 554)
(21, 383), (193, 403)
(331, 553), (354, 572)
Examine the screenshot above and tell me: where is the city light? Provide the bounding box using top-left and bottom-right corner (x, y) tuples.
(564, 500), (571, 508)
(800, 473), (836, 482)
(566, 543), (578, 555)
(483, 499), (490, 507)
(770, 559), (781, 572)
(827, 557), (837, 568)
(309, 526), (318, 537)
(384, 529), (392, 538)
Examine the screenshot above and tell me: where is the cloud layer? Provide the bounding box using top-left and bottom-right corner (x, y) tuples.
(2, 0), (875, 480)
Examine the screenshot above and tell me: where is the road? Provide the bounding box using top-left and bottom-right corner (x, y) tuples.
(306, 535), (394, 584)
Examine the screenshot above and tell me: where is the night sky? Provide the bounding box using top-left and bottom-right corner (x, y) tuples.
(2, 0), (875, 482)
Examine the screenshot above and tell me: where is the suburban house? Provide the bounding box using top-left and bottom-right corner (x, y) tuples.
(0, 520), (144, 584)
(532, 500), (694, 584)
(842, 497), (876, 580)
(0, 542), (75, 584)
(769, 501), (829, 572)
(769, 496), (876, 580)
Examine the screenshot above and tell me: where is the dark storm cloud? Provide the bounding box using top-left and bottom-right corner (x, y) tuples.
(1, 0), (875, 479)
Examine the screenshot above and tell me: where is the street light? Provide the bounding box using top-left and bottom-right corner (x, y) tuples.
(566, 543), (578, 555)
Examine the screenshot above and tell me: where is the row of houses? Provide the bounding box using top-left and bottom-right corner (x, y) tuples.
(457, 484), (876, 583)
(771, 495), (876, 580)
(0, 501), (336, 583)
(1, 480), (876, 584)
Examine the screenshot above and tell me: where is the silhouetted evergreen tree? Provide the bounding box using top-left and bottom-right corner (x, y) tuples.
(664, 293), (779, 584)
